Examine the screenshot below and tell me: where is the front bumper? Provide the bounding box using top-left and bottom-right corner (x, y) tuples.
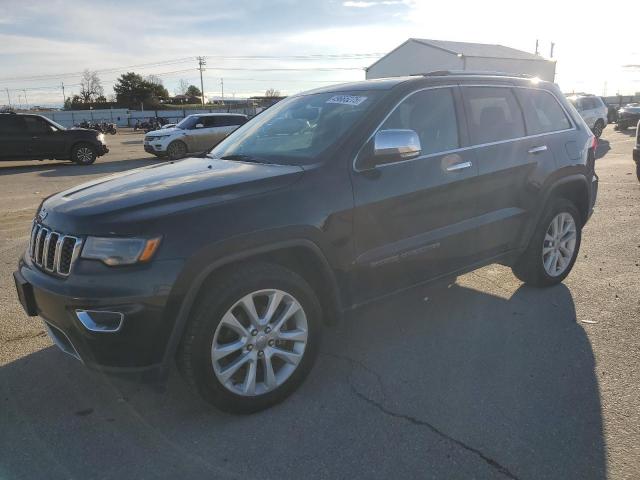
(618, 115), (640, 128)
(14, 255), (184, 374)
(98, 144), (109, 156)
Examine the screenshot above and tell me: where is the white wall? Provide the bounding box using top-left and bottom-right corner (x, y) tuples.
(366, 41), (463, 79)
(464, 57), (556, 81)
(366, 40), (556, 81)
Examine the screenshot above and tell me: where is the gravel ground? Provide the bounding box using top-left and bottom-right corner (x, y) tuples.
(0, 127), (638, 479)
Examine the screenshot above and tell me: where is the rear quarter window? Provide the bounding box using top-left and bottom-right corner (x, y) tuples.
(515, 89), (572, 135)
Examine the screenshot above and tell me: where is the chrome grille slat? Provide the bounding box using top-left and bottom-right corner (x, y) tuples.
(29, 223), (82, 277)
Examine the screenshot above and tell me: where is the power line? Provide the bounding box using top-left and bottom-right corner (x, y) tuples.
(0, 53), (379, 83)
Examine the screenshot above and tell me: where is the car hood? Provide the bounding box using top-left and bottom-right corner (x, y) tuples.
(41, 157), (304, 231)
(620, 107), (640, 114)
(147, 127), (179, 135)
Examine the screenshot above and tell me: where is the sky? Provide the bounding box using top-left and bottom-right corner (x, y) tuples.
(0, 0), (638, 107)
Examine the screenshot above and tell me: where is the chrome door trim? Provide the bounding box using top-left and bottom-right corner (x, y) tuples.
(528, 145), (548, 154)
(352, 83), (577, 173)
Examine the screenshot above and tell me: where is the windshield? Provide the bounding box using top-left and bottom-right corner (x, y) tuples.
(176, 115), (198, 130)
(208, 90), (381, 165)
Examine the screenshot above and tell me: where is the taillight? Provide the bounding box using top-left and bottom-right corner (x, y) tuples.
(591, 136), (598, 150)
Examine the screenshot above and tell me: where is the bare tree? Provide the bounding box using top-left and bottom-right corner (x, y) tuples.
(175, 79), (190, 96)
(79, 70), (104, 103)
(146, 74), (163, 86)
(265, 88), (281, 97)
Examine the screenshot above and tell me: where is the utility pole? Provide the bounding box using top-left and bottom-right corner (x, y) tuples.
(5, 88), (10, 107)
(197, 56), (206, 106)
(550, 42), (555, 58)
(61, 82), (66, 106)
(23, 89), (28, 110)
(220, 78), (224, 103)
(535, 39), (539, 55)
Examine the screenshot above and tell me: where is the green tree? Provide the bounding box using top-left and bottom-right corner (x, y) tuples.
(113, 72), (167, 108)
(186, 85), (202, 97)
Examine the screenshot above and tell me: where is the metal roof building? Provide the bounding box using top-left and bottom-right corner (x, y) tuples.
(366, 38), (556, 81)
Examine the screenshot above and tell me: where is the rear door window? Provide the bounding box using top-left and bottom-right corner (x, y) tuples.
(515, 89), (572, 135)
(463, 87), (525, 145)
(380, 87), (459, 155)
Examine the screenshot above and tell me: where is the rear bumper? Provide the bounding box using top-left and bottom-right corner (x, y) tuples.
(14, 255), (184, 376)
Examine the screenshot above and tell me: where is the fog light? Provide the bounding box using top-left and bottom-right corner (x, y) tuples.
(75, 310), (124, 333)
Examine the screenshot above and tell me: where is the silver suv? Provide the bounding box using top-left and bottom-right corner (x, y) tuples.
(144, 113), (248, 159)
(567, 95), (608, 138)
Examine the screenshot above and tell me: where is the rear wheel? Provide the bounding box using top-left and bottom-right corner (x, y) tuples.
(636, 162), (640, 182)
(71, 143), (97, 165)
(593, 120), (604, 138)
(177, 263), (322, 413)
(512, 198), (582, 287)
(167, 141), (187, 160)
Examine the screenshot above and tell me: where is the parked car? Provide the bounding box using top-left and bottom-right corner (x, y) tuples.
(567, 94), (608, 138)
(0, 112), (108, 165)
(634, 120), (640, 181)
(606, 104), (618, 124)
(144, 113), (248, 159)
(616, 103), (640, 131)
(14, 73), (598, 413)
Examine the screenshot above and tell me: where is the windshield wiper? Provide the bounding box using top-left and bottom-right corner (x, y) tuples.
(217, 154), (271, 164)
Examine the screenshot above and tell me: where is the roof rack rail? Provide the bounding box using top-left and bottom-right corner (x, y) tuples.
(412, 70), (535, 78)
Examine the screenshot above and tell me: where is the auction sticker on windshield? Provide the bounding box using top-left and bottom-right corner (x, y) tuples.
(326, 95), (367, 106)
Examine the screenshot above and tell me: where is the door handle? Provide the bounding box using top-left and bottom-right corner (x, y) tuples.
(528, 145), (548, 154)
(446, 161), (472, 172)
(31, 136), (39, 140)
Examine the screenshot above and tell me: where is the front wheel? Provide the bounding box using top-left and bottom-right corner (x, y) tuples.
(177, 263), (322, 413)
(512, 198), (582, 287)
(166, 141), (187, 160)
(71, 143), (97, 165)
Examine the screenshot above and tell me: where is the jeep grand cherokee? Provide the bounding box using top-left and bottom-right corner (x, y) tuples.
(14, 72), (598, 413)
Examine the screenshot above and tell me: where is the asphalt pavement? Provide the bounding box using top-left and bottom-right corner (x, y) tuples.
(0, 128), (638, 479)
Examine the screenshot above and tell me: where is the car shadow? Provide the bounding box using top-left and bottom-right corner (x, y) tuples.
(616, 126), (637, 137)
(595, 139), (611, 160)
(0, 281), (606, 479)
(0, 157), (160, 177)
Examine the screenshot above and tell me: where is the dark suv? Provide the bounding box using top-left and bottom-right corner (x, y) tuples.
(0, 112), (108, 165)
(14, 73), (598, 413)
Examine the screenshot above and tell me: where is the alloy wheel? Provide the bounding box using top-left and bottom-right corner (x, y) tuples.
(76, 147), (93, 163)
(542, 212), (577, 277)
(211, 289), (308, 396)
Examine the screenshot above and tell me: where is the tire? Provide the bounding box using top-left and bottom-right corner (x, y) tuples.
(71, 143), (97, 165)
(167, 141), (187, 160)
(512, 198), (582, 287)
(636, 162), (640, 183)
(592, 120), (604, 138)
(177, 262), (322, 413)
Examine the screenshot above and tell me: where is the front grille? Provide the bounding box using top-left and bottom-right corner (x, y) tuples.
(29, 223), (82, 277)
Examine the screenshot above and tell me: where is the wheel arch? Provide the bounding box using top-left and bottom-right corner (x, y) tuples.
(545, 175), (590, 225)
(161, 238), (343, 372)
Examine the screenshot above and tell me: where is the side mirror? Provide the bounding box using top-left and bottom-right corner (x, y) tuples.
(195, 123), (204, 129)
(369, 129), (421, 165)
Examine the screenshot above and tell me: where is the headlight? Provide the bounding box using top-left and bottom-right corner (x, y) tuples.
(81, 236), (161, 266)
(152, 135), (170, 140)
(98, 133), (106, 144)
